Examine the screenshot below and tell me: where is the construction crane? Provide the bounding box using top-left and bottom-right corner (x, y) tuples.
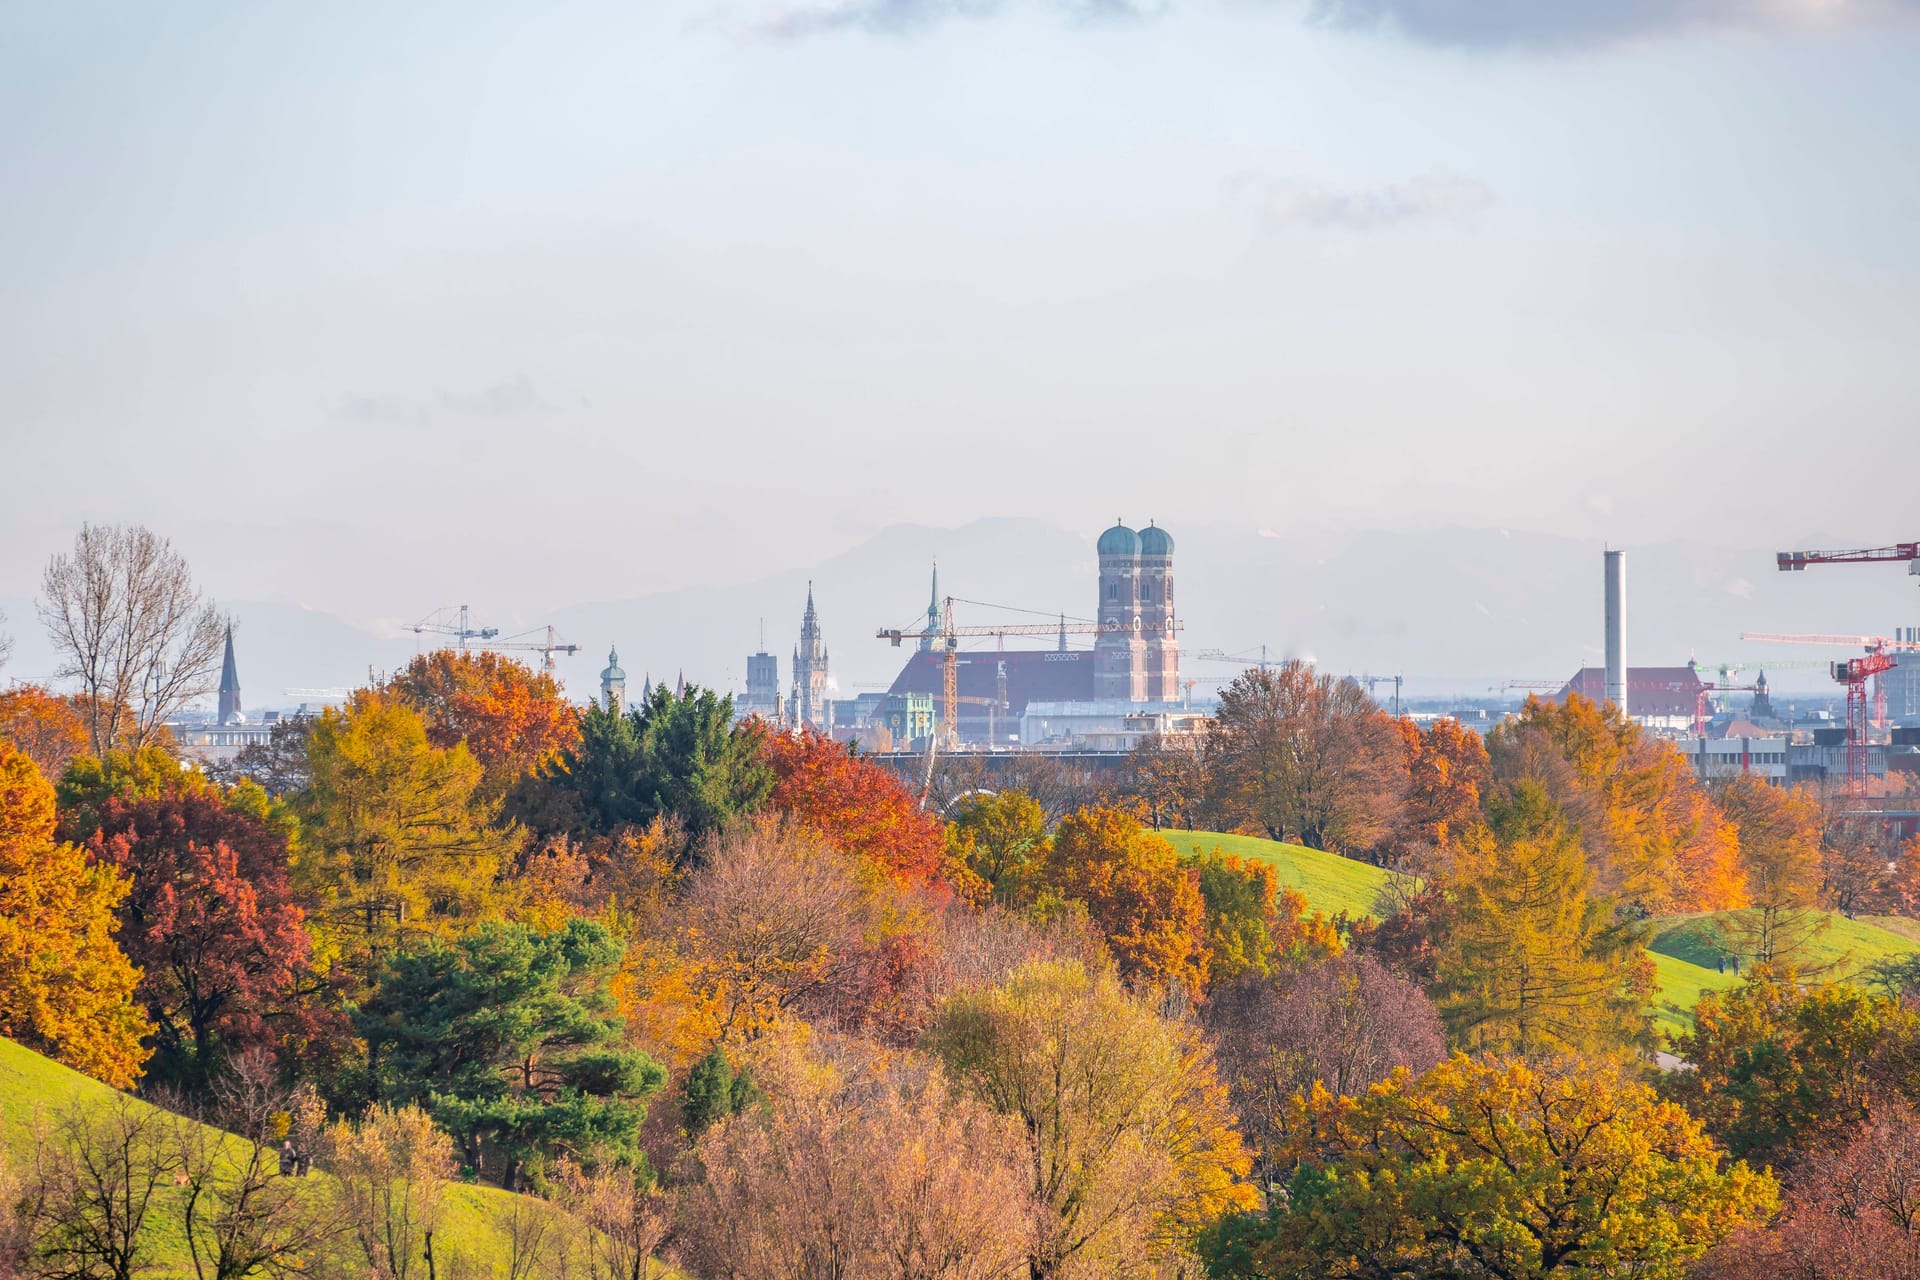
(1743, 631), (1920, 789)
(1361, 674), (1404, 717)
(485, 625), (582, 676)
(1192, 645), (1277, 673)
(1778, 542), (1920, 572)
(412, 605), (499, 654)
(878, 597), (1116, 750)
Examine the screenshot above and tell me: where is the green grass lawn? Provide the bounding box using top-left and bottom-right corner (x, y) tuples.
(0, 1038), (681, 1280)
(1160, 830), (1396, 921)
(1154, 831), (1920, 1044)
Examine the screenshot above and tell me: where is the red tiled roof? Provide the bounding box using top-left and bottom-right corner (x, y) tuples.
(886, 649), (1097, 739)
(1557, 666), (1705, 718)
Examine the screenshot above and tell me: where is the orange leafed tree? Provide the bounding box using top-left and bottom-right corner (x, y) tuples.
(763, 729), (945, 887)
(0, 685), (89, 782)
(0, 741), (151, 1087)
(1383, 716), (1492, 866)
(1045, 805), (1209, 994)
(1490, 694), (1745, 913)
(384, 650), (581, 790)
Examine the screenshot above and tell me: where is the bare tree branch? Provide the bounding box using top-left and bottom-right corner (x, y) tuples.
(37, 524), (227, 754)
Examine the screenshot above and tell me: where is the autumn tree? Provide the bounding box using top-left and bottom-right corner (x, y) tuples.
(0, 741), (150, 1087)
(1701, 1101), (1920, 1280)
(88, 785), (331, 1093)
(0, 685), (88, 782)
(1385, 716), (1491, 865)
(927, 959), (1257, 1277)
(1488, 694), (1744, 913)
(1125, 732), (1211, 831)
(384, 649), (581, 795)
(320, 1104), (455, 1280)
(1432, 785), (1653, 1057)
(1042, 805), (1209, 993)
(205, 716), (314, 797)
(37, 523), (228, 754)
(358, 917), (665, 1187)
(1715, 776), (1827, 964)
(622, 816), (902, 1061)
(553, 1159), (674, 1280)
(1189, 851), (1340, 986)
(1205, 662), (1406, 853)
(1243, 1054), (1776, 1280)
(945, 789), (1050, 906)
(1665, 965), (1920, 1166)
(1202, 953), (1445, 1188)
(677, 1059), (1036, 1280)
(1820, 812), (1893, 918)
(54, 743), (201, 845)
(531, 685), (771, 852)
(295, 693), (521, 990)
(763, 728), (945, 886)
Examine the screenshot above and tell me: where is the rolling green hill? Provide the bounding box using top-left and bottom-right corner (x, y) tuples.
(1158, 831), (1920, 1041)
(1160, 830), (1395, 920)
(0, 1038), (671, 1280)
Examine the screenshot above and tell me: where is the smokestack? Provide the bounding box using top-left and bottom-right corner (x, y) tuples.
(1604, 549), (1627, 718)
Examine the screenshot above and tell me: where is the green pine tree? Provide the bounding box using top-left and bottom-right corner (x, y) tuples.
(358, 917), (665, 1188)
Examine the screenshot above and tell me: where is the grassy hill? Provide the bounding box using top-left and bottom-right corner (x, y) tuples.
(1159, 831), (1920, 1041)
(0, 1037), (667, 1280)
(1159, 830), (1395, 920)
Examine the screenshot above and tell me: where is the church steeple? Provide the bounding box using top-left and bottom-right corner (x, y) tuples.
(920, 560), (940, 653)
(217, 623), (242, 725)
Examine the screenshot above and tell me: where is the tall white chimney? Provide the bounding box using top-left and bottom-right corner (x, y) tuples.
(1604, 549), (1627, 718)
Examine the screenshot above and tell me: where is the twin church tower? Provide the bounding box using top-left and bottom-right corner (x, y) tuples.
(1094, 519), (1180, 703)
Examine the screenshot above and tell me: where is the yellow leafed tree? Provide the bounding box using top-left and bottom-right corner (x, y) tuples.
(0, 741), (151, 1086)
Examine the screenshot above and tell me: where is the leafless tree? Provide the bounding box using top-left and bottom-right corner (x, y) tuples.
(206, 717), (315, 796)
(0, 607), (13, 673)
(37, 523), (228, 754)
(1203, 953), (1446, 1188)
(319, 1104), (455, 1280)
(172, 1054), (344, 1280)
(0, 1143), (35, 1280)
(30, 1094), (182, 1280)
(553, 1161), (672, 1280)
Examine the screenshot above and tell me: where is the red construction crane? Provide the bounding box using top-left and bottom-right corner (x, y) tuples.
(1777, 543), (1920, 571)
(1743, 631), (1920, 790)
(1692, 682), (1760, 737)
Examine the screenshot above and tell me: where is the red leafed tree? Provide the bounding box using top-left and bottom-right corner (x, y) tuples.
(88, 786), (337, 1091)
(1391, 716), (1491, 860)
(762, 730), (945, 887)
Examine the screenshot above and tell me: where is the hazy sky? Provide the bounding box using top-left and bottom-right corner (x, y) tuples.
(3, 0), (1918, 630)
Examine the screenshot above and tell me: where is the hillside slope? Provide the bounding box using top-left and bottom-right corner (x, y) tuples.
(0, 1038), (652, 1280)
(1158, 831), (1920, 1039)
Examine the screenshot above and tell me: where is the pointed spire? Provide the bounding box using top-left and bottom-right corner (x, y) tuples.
(676, 670), (685, 698)
(217, 623), (242, 725)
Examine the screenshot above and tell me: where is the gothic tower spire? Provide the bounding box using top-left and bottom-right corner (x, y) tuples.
(217, 623), (242, 725)
(920, 560), (940, 653)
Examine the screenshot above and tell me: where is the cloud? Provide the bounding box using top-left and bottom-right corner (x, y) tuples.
(1305, 0), (1918, 50)
(331, 375), (555, 427)
(1241, 170), (1493, 231)
(746, 0), (1162, 39)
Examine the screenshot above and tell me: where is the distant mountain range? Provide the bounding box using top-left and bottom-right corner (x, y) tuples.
(5, 519), (1913, 712)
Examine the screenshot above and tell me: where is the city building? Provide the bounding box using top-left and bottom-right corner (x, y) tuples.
(1554, 664), (1706, 730)
(883, 520), (1182, 744)
(739, 646), (781, 722)
(788, 584), (832, 732)
(599, 646), (626, 714)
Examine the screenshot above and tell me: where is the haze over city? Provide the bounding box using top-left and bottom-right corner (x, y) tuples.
(5, 2), (1919, 701)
